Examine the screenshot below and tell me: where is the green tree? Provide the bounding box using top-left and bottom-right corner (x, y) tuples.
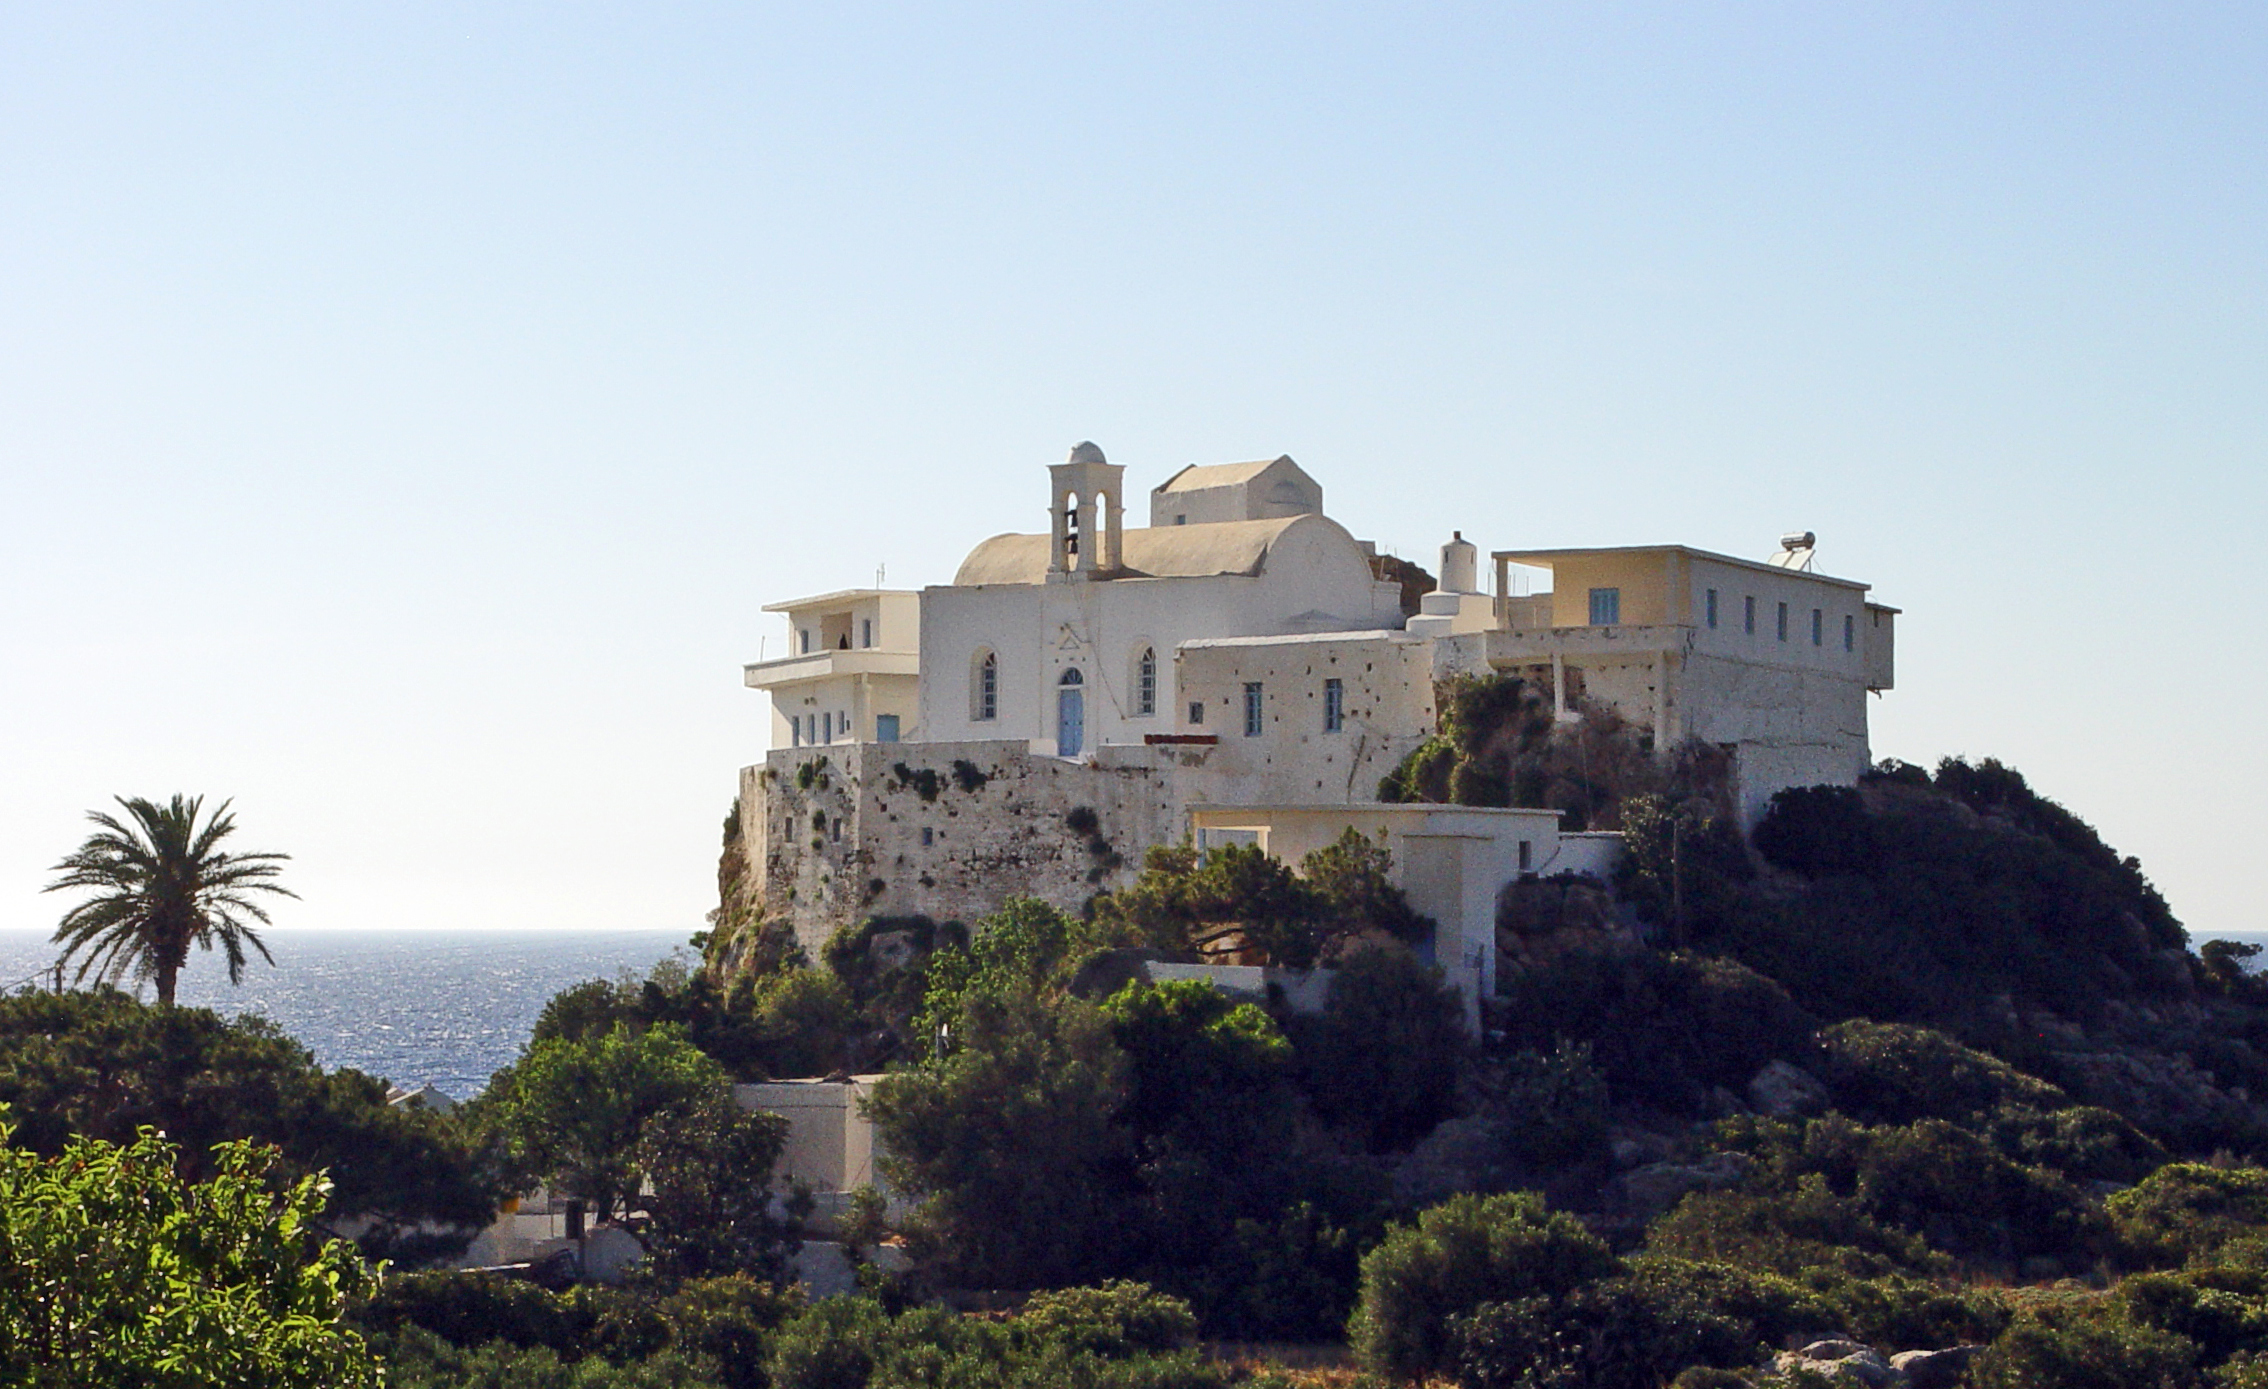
(0, 988), (497, 1264)
(44, 794), (295, 1006)
(0, 1122), (381, 1387)
(867, 986), (1134, 1288)
(1289, 945), (1468, 1152)
(476, 1022), (770, 1233)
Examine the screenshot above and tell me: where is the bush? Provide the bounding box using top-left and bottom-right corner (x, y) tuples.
(762, 1293), (1230, 1389)
(1494, 1042), (1610, 1171)
(359, 1271), (583, 1354)
(2109, 1164), (2268, 1269)
(2116, 1268), (2268, 1364)
(1451, 1276), (1757, 1389)
(1712, 1114), (2104, 1273)
(1498, 949), (1815, 1115)
(1969, 1306), (2199, 1389)
(1290, 945), (1468, 1152)
(1350, 1191), (1620, 1381)
(1016, 1281), (1200, 1357)
(1817, 1021), (2165, 1182)
(1753, 785), (1879, 877)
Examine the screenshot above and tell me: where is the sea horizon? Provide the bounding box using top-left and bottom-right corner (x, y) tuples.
(0, 926), (691, 1099)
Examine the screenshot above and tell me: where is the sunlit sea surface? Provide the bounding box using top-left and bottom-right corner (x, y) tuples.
(0, 928), (690, 1101)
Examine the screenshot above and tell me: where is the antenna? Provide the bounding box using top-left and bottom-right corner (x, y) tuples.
(876, 563), (886, 589)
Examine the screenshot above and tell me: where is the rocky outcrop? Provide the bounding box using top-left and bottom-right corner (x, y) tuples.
(1610, 1152), (1751, 1220)
(1747, 1060), (1830, 1117)
(1496, 874), (1638, 975)
(1772, 1339), (1893, 1386)
(1889, 1345), (1983, 1388)
(2048, 1045), (2252, 1140)
(1392, 1117), (1517, 1208)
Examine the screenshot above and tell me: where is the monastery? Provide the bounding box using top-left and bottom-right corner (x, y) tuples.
(737, 444), (1897, 1014)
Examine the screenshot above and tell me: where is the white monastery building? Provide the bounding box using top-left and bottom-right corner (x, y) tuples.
(738, 443), (1897, 1013)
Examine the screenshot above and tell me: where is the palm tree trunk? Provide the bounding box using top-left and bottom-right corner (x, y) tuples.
(156, 961), (177, 1008)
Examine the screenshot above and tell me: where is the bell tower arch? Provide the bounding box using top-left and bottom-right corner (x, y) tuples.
(1047, 441), (1126, 579)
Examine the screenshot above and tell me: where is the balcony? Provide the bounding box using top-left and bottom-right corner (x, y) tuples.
(742, 648), (920, 690)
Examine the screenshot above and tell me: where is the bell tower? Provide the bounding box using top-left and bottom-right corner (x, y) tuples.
(1047, 441), (1126, 579)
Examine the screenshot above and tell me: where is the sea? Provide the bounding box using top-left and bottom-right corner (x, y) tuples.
(0, 928), (692, 1102)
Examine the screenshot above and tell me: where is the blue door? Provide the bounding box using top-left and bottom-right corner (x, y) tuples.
(1057, 669), (1085, 757)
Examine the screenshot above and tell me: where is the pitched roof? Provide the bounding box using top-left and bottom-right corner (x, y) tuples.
(951, 515), (1312, 587)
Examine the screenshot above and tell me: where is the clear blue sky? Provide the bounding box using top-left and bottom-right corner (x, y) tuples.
(3, 4), (2260, 943)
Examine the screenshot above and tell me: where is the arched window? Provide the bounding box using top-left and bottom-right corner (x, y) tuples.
(972, 650), (998, 721)
(1133, 646), (1157, 717)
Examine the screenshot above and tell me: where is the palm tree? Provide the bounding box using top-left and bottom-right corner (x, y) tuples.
(44, 795), (296, 1006)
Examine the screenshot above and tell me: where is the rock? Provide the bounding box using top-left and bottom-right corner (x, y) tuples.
(1747, 1060), (1831, 1117)
(1774, 1342), (1893, 1387)
(2050, 1046), (2251, 1137)
(1709, 1085), (1749, 1117)
(1393, 1117), (1516, 1207)
(1890, 1345), (1982, 1388)
(1495, 876), (1639, 974)
(1610, 1138), (1649, 1169)
(1617, 1152), (1751, 1219)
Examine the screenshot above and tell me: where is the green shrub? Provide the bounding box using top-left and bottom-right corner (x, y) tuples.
(2110, 1165), (2268, 1269)
(1969, 1306), (2199, 1389)
(1350, 1191), (1620, 1381)
(1753, 785), (1879, 877)
(1494, 1042), (1610, 1170)
(1498, 949), (1815, 1114)
(1015, 1281), (1199, 1357)
(1290, 945), (1468, 1152)
(359, 1271), (583, 1354)
(1451, 1275), (1757, 1389)
(1645, 1180), (1943, 1280)
(1713, 1114), (2104, 1271)
(765, 1296), (901, 1389)
(381, 1325), (721, 1388)
(2116, 1268), (2268, 1364)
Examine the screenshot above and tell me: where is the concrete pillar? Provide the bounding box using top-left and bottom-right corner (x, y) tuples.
(1552, 652), (1573, 722)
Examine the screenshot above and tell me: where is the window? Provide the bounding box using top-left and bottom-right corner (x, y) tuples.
(799, 628), (812, 654)
(1518, 840), (1532, 871)
(1324, 678), (1345, 732)
(1706, 589), (1719, 629)
(876, 714), (900, 743)
(1135, 647), (1157, 717)
(861, 619), (873, 648)
(1588, 587), (1621, 625)
(822, 711), (833, 742)
(1744, 596), (1756, 635)
(1844, 615), (1855, 652)
(790, 716), (802, 748)
(1243, 682), (1264, 737)
(921, 827), (933, 846)
(1188, 701), (1205, 725)
(973, 651), (997, 721)
(1776, 602), (1789, 642)
(1811, 609), (1823, 646)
